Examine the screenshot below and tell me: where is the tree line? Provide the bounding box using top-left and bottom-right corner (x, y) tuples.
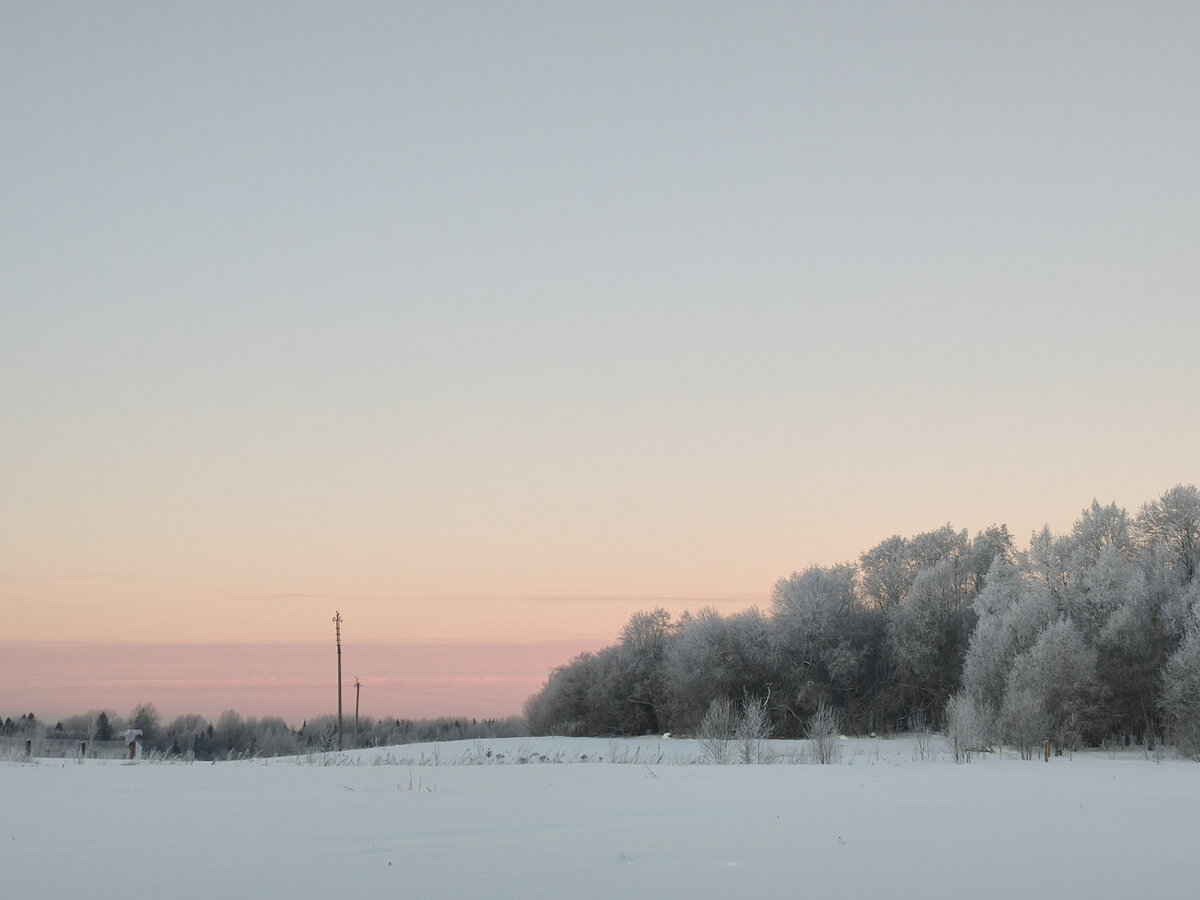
(4, 706), (526, 760)
(524, 485), (1200, 755)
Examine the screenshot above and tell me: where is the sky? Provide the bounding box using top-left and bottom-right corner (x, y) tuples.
(3, 2), (1198, 724)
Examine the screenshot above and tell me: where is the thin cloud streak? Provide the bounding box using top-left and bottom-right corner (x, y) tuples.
(481, 594), (767, 604)
(226, 592), (767, 604)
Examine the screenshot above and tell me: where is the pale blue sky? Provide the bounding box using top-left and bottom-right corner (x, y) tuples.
(2, 3), (1198, 660)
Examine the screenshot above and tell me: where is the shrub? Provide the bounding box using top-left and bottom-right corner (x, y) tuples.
(735, 693), (772, 764)
(696, 697), (737, 764)
(806, 703), (842, 764)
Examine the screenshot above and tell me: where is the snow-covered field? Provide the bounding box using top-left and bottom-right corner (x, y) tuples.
(5, 736), (1198, 899)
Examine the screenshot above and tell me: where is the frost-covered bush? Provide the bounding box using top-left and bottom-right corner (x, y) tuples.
(944, 691), (992, 763)
(735, 693), (772, 764)
(697, 697), (737, 764)
(1001, 687), (1049, 760)
(696, 694), (774, 764)
(806, 703), (842, 764)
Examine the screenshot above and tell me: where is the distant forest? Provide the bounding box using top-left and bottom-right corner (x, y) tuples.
(524, 485), (1200, 755)
(2, 708), (526, 760)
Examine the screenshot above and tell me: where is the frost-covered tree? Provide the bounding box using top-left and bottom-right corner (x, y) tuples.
(53, 713), (94, 739)
(524, 646), (629, 735)
(961, 610), (1014, 712)
(1005, 618), (1102, 749)
(1161, 607), (1200, 758)
(858, 536), (912, 611)
(524, 651), (599, 734)
(877, 528), (1001, 729)
(859, 526), (968, 611)
(1085, 549), (1165, 745)
(165, 713), (209, 756)
(960, 558), (1049, 712)
(1137, 484), (1200, 586)
(250, 716), (302, 757)
(663, 606), (779, 733)
(772, 563), (881, 731)
(773, 564), (859, 649)
(1076, 544), (1140, 639)
(129, 703), (163, 750)
(963, 525), (1016, 594)
(1024, 525), (1074, 603)
(616, 608), (674, 734)
(214, 709), (248, 756)
(1068, 501), (1135, 571)
(93, 711), (113, 742)
(885, 555), (976, 722)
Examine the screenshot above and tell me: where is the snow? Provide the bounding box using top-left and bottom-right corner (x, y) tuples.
(4, 736), (1199, 899)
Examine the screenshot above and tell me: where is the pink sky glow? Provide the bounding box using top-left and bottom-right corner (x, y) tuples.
(1, 639), (617, 726)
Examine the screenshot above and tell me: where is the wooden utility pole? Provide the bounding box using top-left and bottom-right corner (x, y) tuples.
(333, 611), (344, 750)
(354, 676), (361, 750)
